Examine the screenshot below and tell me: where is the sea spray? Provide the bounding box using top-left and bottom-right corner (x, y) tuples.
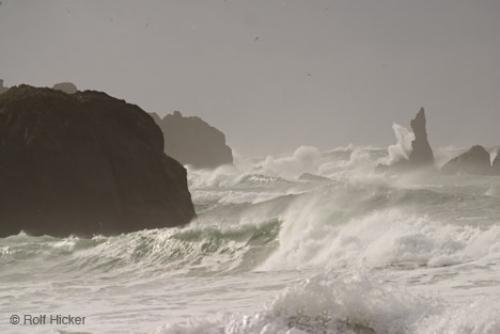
(2, 145), (500, 333)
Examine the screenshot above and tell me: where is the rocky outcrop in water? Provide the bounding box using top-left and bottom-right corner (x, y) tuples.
(0, 85), (195, 238)
(408, 108), (434, 166)
(152, 111), (233, 169)
(52, 82), (78, 94)
(442, 145), (498, 176)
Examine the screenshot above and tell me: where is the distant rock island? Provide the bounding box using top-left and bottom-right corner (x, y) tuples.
(442, 145), (499, 176)
(442, 145), (491, 175)
(151, 111), (233, 169)
(0, 85), (195, 238)
(52, 82), (78, 94)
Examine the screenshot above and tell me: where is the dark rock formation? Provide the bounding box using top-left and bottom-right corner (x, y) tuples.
(442, 145), (495, 176)
(52, 82), (78, 94)
(0, 79), (7, 94)
(152, 111), (233, 169)
(408, 107), (434, 166)
(0, 85), (195, 238)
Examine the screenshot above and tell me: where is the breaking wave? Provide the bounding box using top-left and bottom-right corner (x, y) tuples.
(2, 145), (500, 333)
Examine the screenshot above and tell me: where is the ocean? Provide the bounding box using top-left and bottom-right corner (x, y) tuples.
(1, 143), (500, 334)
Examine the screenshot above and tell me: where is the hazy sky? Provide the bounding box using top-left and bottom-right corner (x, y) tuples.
(0, 0), (499, 155)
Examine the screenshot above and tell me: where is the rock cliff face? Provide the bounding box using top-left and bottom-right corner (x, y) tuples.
(408, 108), (434, 166)
(442, 145), (497, 176)
(52, 82), (78, 94)
(0, 85), (195, 237)
(153, 111), (233, 169)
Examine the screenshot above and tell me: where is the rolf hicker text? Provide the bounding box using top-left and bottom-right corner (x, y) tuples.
(11, 314), (86, 326)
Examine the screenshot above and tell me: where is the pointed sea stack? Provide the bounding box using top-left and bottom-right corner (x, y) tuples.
(378, 107), (435, 172)
(408, 107), (434, 166)
(152, 111), (233, 169)
(441, 145), (493, 175)
(0, 85), (195, 238)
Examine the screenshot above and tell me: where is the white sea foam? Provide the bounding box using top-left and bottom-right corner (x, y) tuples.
(381, 123), (415, 166)
(2, 144), (500, 333)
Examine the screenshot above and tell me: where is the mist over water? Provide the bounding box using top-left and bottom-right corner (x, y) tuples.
(1, 140), (500, 333)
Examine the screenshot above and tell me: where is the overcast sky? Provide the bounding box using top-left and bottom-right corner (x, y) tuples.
(0, 0), (499, 155)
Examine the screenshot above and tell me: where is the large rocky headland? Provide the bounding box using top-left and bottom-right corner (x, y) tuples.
(0, 85), (195, 237)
